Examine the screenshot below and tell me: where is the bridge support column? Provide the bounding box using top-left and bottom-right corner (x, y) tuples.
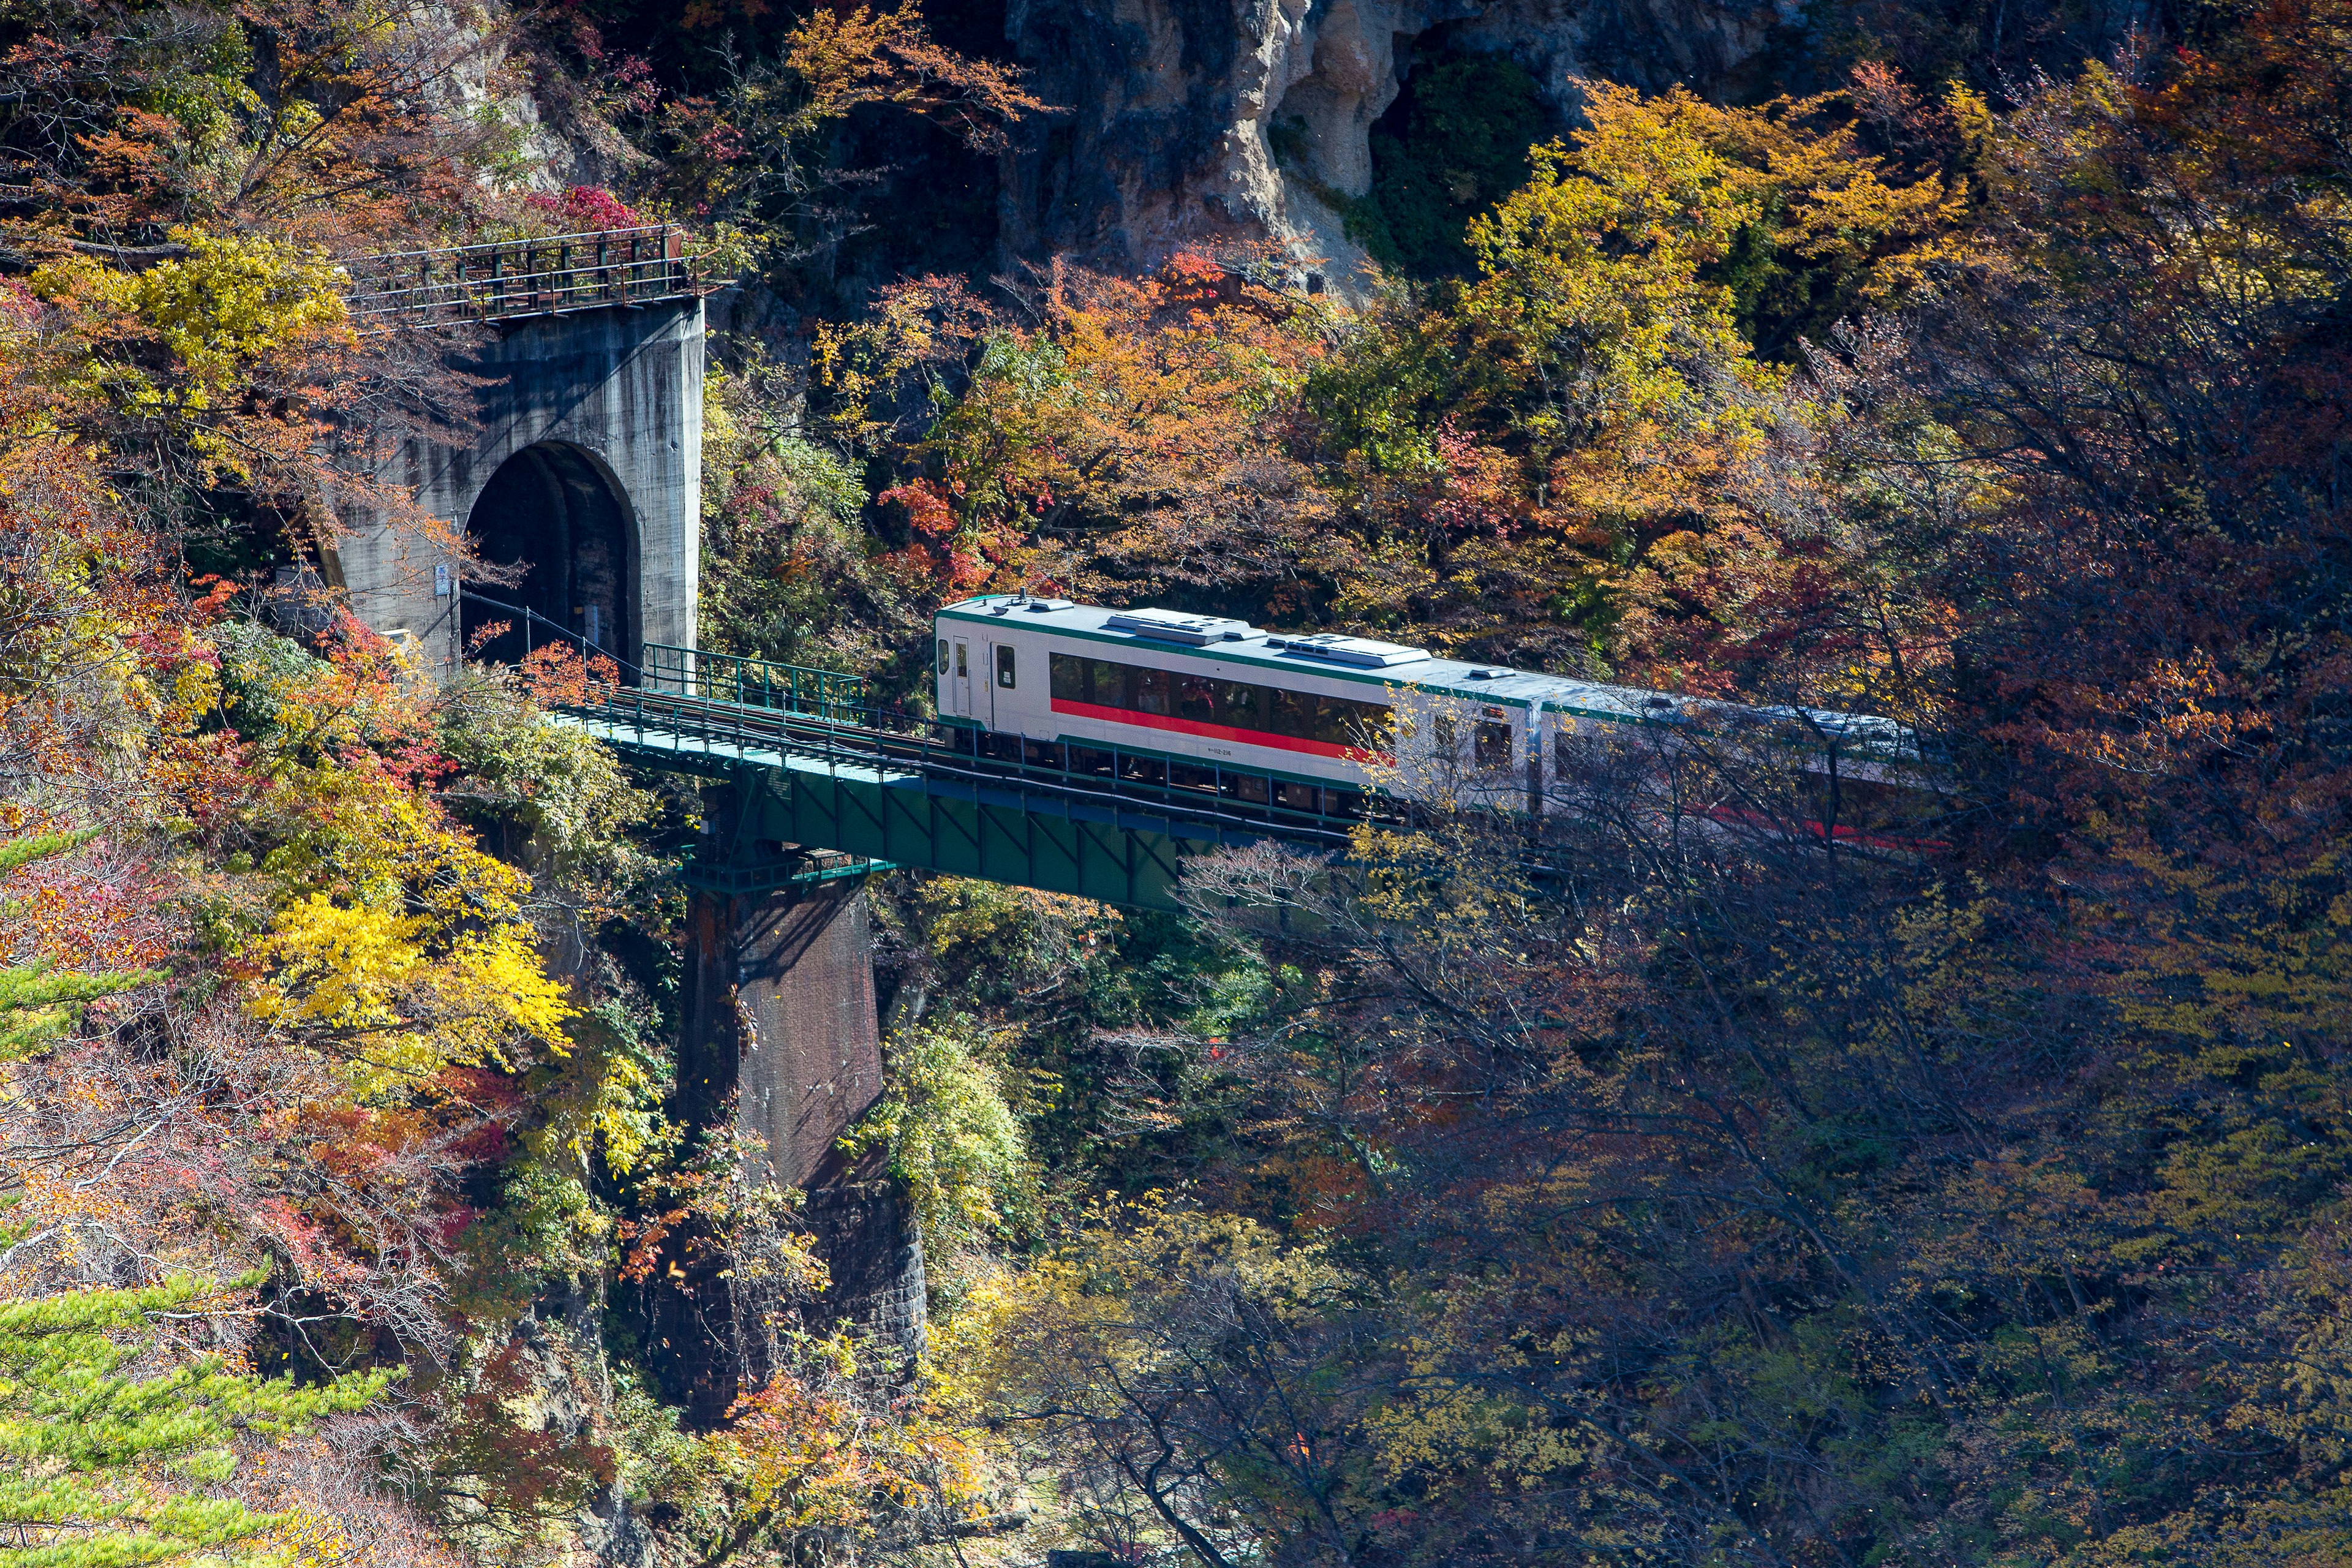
(665, 876), (924, 1425)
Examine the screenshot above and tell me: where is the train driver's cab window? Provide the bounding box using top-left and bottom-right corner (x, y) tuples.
(937, 639), (949, 674)
(1474, 720), (1513, 769)
(996, 646), (1016, 688)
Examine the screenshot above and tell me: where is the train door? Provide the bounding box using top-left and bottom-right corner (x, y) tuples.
(986, 640), (1019, 729)
(1526, 703), (1547, 813)
(951, 636), (974, 718)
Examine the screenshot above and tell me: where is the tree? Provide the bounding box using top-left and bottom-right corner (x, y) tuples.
(687, 1335), (994, 1567)
(976, 1197), (1375, 1568)
(650, 3), (1041, 274)
(839, 1015), (1032, 1259)
(0, 0), (521, 246)
(0, 1274), (387, 1568)
(695, 359), (918, 680)
(0, 830), (159, 1062)
(820, 252), (1338, 613)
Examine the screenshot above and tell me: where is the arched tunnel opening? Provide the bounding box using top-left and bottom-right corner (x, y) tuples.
(461, 442), (639, 671)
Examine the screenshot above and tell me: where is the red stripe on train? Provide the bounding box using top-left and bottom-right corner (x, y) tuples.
(1048, 698), (1389, 764)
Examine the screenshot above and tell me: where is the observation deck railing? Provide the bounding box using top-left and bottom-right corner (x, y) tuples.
(342, 225), (698, 330)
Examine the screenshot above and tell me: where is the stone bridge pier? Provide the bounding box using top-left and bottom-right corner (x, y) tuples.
(664, 872), (925, 1425)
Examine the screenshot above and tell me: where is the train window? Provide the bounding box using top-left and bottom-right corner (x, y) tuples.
(955, 643), (968, 677)
(1218, 680), (1264, 729)
(1274, 780), (1322, 813)
(937, 639), (949, 674)
(1322, 695), (1390, 747)
(1042, 650), (1390, 748)
(1552, 727), (1619, 802)
(1269, 688), (1315, 740)
(1474, 721), (1513, 769)
(1806, 772), (1943, 840)
(1118, 754), (1167, 786)
(1431, 714), (1457, 756)
(997, 646), (1017, 688)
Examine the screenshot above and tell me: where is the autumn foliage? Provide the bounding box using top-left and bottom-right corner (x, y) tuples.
(814, 7), (2352, 1567)
(9, 0), (2352, 1562)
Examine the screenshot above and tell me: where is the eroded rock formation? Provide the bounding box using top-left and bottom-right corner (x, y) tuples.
(1000, 0), (1800, 286)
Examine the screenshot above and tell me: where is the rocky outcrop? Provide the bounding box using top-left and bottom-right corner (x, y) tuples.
(1000, 0), (1801, 287)
(438, 1), (647, 196)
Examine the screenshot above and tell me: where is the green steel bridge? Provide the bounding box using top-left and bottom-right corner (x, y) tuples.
(476, 598), (1392, 911)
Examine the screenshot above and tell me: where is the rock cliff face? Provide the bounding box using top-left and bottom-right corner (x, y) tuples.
(998, 0), (1801, 285)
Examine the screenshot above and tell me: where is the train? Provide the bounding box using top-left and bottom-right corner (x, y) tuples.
(933, 594), (1948, 845)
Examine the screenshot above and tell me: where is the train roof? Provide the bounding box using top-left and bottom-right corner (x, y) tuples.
(938, 595), (1924, 760)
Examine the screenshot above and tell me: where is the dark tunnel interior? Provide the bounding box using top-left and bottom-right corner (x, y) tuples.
(461, 442), (638, 670)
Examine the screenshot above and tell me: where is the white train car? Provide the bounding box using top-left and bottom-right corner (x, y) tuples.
(933, 594), (1942, 840)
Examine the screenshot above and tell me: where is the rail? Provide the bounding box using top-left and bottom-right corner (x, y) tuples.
(342, 226), (698, 330)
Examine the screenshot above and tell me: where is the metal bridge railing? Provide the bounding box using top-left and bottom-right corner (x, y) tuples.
(641, 643), (880, 728)
(579, 676), (1389, 851)
(458, 592), (883, 725)
(342, 226), (697, 330)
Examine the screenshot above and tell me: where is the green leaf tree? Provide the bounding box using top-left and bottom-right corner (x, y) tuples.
(0, 1275), (387, 1567)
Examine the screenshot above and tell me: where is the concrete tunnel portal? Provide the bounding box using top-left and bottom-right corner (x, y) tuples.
(462, 440), (640, 668)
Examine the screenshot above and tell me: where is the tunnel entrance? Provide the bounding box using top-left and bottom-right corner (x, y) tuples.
(462, 442), (638, 669)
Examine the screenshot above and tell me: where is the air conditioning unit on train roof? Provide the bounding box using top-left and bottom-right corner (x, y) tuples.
(1276, 632), (1432, 668)
(1103, 607), (1260, 645)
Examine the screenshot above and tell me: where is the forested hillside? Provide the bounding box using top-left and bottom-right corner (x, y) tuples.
(2, 0), (2350, 1564)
